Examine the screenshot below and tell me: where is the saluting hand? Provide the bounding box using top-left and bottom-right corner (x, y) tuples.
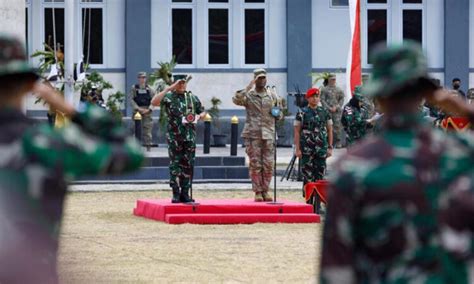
(245, 79), (256, 92)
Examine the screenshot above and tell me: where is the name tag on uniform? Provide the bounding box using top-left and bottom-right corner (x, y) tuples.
(138, 89), (147, 94)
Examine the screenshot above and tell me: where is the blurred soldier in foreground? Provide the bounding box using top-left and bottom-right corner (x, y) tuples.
(130, 72), (155, 151)
(0, 35), (144, 283)
(294, 87), (333, 183)
(341, 85), (370, 146)
(233, 69), (282, 202)
(320, 74), (345, 148)
(151, 75), (205, 203)
(321, 42), (474, 284)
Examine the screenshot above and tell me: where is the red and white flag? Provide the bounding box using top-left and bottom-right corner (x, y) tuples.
(345, 0), (362, 102)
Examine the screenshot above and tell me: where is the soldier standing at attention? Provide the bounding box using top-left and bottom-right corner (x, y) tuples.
(0, 35), (144, 283)
(151, 75), (206, 203)
(233, 68), (282, 202)
(320, 74), (345, 148)
(321, 42), (474, 284)
(341, 85), (370, 146)
(130, 72), (155, 151)
(294, 87), (333, 183)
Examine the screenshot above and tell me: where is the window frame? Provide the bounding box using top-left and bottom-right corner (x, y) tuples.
(25, 0), (32, 58)
(77, 0), (106, 68)
(362, 0), (391, 67)
(329, 0), (349, 9)
(205, 1), (232, 68)
(170, 0), (197, 68)
(399, 0), (425, 48)
(241, 0), (268, 68)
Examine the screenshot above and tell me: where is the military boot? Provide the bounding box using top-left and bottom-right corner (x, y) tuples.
(254, 192), (264, 202)
(180, 188), (195, 203)
(171, 187), (181, 203)
(262, 191), (273, 202)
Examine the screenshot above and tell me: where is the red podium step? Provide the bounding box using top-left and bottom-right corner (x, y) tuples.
(133, 199), (320, 224)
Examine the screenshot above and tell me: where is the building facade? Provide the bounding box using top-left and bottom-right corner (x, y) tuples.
(19, 0), (472, 116)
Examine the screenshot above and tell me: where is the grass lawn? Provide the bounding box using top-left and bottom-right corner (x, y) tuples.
(58, 190), (322, 283)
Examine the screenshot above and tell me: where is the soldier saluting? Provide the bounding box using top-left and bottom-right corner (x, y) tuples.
(130, 71), (155, 151)
(151, 75), (206, 203)
(341, 85), (370, 146)
(233, 68), (282, 202)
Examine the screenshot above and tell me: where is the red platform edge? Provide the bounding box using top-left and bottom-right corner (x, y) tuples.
(133, 199), (320, 224)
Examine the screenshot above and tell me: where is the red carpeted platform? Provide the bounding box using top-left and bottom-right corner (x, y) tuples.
(133, 199), (320, 224)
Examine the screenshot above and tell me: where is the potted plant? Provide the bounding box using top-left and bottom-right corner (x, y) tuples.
(106, 91), (125, 122)
(208, 96), (227, 147)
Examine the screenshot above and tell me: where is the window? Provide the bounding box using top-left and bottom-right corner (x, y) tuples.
(403, 10), (422, 43)
(172, 9), (193, 64)
(331, 0), (348, 6)
(367, 10), (387, 63)
(244, 9), (265, 64)
(25, 1), (30, 57)
(81, 8), (103, 65)
(208, 9), (229, 64)
(402, 1), (423, 45)
(44, 8), (65, 53)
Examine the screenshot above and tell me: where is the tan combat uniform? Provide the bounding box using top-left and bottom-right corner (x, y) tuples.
(320, 85), (345, 146)
(233, 88), (281, 193)
(129, 84), (156, 146)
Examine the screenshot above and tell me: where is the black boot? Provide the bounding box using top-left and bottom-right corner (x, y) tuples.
(180, 187), (194, 203)
(171, 187), (181, 203)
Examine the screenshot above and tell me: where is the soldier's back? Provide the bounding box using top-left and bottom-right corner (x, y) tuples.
(324, 122), (474, 283)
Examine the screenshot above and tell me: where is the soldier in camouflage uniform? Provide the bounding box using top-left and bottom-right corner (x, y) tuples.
(294, 88), (333, 183)
(320, 42), (474, 284)
(129, 72), (155, 151)
(341, 85), (370, 146)
(0, 35), (144, 283)
(151, 74), (205, 203)
(320, 74), (345, 148)
(233, 69), (282, 202)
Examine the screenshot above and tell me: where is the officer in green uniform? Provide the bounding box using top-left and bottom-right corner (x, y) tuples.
(294, 87), (333, 183)
(341, 85), (370, 146)
(151, 74), (206, 203)
(129, 72), (155, 151)
(321, 41), (474, 284)
(0, 35), (144, 283)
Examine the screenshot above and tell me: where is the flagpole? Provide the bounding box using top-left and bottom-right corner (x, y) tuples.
(64, 0), (75, 105)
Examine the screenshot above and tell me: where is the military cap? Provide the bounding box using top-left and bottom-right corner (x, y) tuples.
(363, 41), (433, 98)
(305, 87), (320, 99)
(253, 68), (267, 79)
(137, 72), (147, 78)
(328, 74), (336, 80)
(352, 85), (363, 100)
(0, 34), (37, 78)
(173, 74), (188, 82)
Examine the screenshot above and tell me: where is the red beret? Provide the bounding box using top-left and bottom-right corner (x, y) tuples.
(305, 88), (320, 99)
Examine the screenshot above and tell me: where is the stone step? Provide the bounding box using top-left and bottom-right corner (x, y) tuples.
(142, 156), (246, 167)
(78, 165), (249, 181)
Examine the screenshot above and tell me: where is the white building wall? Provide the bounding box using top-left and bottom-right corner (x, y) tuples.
(0, 0), (25, 41)
(312, 0), (351, 69)
(312, 0), (444, 69)
(105, 0), (125, 69)
(186, 72), (287, 110)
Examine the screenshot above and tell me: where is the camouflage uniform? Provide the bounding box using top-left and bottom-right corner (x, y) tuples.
(320, 81), (345, 147)
(295, 106), (332, 182)
(0, 104), (144, 283)
(129, 77), (155, 147)
(161, 90), (203, 196)
(321, 42), (474, 283)
(233, 86), (281, 193)
(341, 90), (369, 146)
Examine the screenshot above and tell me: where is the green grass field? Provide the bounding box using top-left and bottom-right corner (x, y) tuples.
(58, 190), (322, 283)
